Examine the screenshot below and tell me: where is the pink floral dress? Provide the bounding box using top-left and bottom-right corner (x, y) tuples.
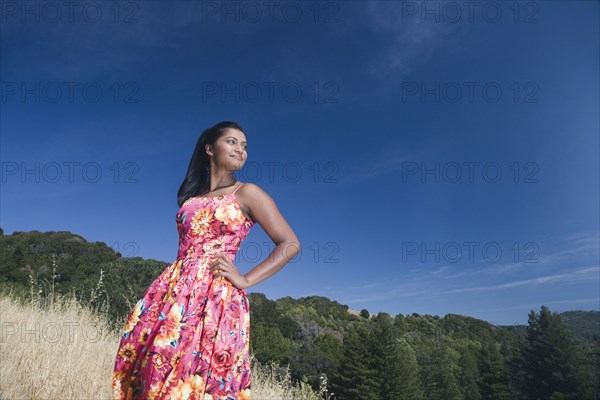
(112, 182), (255, 400)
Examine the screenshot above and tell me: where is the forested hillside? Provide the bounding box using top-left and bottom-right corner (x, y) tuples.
(1, 228), (598, 399)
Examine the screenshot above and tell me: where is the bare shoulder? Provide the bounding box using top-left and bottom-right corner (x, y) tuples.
(236, 182), (297, 246)
(235, 182), (278, 221)
(238, 182), (271, 199)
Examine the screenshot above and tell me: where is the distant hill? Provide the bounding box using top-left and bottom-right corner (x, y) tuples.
(347, 307), (599, 345)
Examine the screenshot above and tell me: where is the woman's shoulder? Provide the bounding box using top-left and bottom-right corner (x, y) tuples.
(238, 182), (265, 198)
(237, 182), (275, 204)
(235, 182), (271, 222)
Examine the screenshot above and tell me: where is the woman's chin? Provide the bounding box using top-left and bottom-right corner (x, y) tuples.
(230, 160), (245, 169)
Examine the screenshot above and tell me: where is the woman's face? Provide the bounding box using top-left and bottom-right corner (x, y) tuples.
(210, 128), (248, 170)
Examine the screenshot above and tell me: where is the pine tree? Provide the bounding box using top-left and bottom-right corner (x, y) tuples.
(523, 305), (582, 400)
(250, 323), (293, 365)
(421, 349), (445, 400)
(457, 343), (482, 400)
(440, 344), (463, 400)
(368, 314), (424, 400)
(330, 324), (379, 400)
(369, 314), (396, 399)
(396, 337), (425, 400)
(505, 333), (529, 400)
(591, 333), (600, 400)
(420, 336), (462, 400)
(478, 341), (512, 400)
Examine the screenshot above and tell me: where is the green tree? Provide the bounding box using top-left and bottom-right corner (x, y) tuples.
(250, 323), (293, 365)
(313, 332), (342, 363)
(590, 333), (600, 399)
(478, 341), (511, 400)
(456, 342), (481, 400)
(523, 305), (582, 400)
(369, 313), (424, 399)
(330, 325), (378, 400)
(396, 336), (425, 399)
(421, 340), (462, 400)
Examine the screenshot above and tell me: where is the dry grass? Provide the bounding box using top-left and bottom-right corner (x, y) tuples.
(251, 362), (330, 400)
(0, 255), (333, 400)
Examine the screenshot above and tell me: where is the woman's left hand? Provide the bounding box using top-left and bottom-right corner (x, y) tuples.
(208, 252), (249, 290)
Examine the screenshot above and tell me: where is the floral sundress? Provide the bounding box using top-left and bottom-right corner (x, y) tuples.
(112, 182), (255, 399)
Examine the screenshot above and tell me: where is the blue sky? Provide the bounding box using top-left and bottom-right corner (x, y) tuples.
(1, 1), (598, 326)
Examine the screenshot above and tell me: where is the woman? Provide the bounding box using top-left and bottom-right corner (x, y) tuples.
(112, 121), (301, 399)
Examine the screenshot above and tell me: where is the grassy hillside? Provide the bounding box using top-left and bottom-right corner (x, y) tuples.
(0, 286), (328, 399)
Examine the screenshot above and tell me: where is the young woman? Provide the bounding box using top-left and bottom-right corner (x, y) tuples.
(112, 121), (301, 399)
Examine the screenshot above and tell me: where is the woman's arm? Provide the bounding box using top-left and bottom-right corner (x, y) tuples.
(237, 183), (301, 290)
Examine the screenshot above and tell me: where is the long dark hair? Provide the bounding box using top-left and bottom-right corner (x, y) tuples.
(177, 121), (246, 208)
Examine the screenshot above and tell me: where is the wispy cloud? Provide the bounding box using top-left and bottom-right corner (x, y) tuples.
(340, 288), (433, 305)
(444, 265), (599, 294)
(337, 265), (599, 305)
(362, 2), (469, 87)
(351, 149), (438, 182)
(307, 230), (599, 308)
(471, 231), (600, 275)
(468, 297), (600, 314)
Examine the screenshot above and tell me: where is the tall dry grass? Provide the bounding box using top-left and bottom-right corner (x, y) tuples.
(0, 254), (334, 399)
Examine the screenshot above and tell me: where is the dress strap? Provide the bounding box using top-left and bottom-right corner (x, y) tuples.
(231, 182), (244, 195)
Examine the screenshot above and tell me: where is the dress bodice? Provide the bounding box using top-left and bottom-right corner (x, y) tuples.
(175, 185), (255, 261)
